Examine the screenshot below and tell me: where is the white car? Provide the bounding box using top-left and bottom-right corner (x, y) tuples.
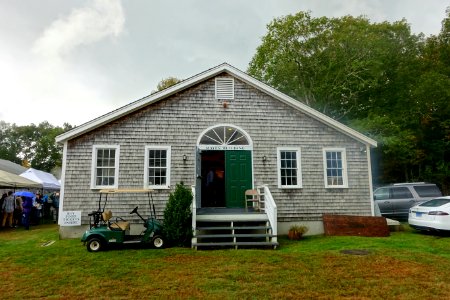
(408, 196), (450, 231)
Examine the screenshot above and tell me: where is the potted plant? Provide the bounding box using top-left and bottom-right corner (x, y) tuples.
(288, 225), (308, 240)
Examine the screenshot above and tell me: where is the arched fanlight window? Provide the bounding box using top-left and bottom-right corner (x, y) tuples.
(199, 125), (250, 146)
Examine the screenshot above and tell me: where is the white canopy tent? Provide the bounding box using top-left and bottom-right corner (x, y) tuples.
(0, 169), (42, 188)
(20, 168), (60, 190)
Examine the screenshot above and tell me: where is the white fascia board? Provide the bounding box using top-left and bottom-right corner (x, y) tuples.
(55, 64), (230, 144)
(56, 63), (377, 148)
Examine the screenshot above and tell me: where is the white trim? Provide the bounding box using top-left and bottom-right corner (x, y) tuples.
(367, 145), (375, 216)
(196, 124), (253, 148)
(90, 145), (120, 189)
(277, 147), (303, 189)
(58, 141), (68, 225)
(322, 147), (348, 188)
(144, 145), (171, 190)
(55, 63), (377, 148)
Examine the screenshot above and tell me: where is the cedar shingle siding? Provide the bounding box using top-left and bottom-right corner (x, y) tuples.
(62, 73), (372, 225)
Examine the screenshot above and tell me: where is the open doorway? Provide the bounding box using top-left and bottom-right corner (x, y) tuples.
(201, 151), (225, 207)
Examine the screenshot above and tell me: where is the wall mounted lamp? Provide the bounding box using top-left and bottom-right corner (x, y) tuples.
(183, 154), (187, 162)
(262, 155), (267, 162)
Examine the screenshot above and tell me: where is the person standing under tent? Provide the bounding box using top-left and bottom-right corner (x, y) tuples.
(21, 196), (33, 230)
(1, 191), (14, 228)
(52, 192), (60, 224)
(13, 196), (23, 227)
(0, 193), (6, 225)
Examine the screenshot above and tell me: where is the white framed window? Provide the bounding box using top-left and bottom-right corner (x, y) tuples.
(91, 145), (120, 189)
(277, 147), (302, 188)
(323, 148), (348, 188)
(144, 146), (171, 189)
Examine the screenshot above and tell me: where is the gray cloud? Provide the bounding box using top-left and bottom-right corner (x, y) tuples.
(33, 0), (125, 59)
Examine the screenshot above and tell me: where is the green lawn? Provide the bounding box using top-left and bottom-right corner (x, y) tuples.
(1, 224), (449, 299)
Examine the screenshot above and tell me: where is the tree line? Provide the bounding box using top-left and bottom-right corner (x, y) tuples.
(0, 121), (72, 175)
(248, 9), (450, 193)
(1, 9), (449, 192)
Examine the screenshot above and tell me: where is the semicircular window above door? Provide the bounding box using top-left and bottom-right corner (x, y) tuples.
(199, 125), (250, 146)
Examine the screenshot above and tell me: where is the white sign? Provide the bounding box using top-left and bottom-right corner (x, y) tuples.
(200, 145), (252, 151)
(61, 211), (81, 226)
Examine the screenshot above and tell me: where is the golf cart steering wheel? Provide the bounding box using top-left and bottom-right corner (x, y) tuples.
(130, 206), (139, 215)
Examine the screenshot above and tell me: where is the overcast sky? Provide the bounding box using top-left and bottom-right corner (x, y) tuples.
(1, 0), (448, 127)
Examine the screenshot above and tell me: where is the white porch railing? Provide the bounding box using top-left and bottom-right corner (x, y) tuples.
(257, 184), (277, 243)
(191, 185), (197, 246)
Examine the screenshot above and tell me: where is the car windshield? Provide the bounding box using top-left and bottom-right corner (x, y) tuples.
(419, 198), (450, 207)
(414, 185), (442, 197)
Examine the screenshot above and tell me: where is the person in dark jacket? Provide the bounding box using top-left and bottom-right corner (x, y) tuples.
(22, 196), (33, 230)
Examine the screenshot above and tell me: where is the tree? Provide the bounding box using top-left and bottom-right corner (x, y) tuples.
(248, 10), (450, 192)
(248, 11), (421, 122)
(0, 121), (72, 173)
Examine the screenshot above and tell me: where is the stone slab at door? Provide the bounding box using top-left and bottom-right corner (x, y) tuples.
(225, 150), (252, 208)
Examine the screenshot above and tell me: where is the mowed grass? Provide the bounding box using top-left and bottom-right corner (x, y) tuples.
(1, 225), (450, 299)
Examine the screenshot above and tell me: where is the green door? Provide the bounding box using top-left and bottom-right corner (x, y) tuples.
(225, 151), (252, 208)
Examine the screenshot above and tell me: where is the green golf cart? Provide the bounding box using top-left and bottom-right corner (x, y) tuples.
(81, 189), (165, 252)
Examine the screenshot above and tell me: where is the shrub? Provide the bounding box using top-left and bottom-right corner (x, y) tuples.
(163, 182), (193, 247)
(288, 225), (309, 240)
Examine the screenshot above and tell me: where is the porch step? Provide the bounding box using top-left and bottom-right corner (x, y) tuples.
(196, 233), (276, 238)
(196, 225), (271, 231)
(193, 218), (278, 250)
(192, 241), (278, 249)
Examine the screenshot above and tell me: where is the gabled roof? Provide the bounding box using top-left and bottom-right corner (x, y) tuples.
(56, 63), (377, 147)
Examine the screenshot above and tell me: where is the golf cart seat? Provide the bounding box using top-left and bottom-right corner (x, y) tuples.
(102, 210), (130, 231)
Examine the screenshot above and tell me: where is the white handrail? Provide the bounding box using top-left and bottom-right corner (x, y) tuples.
(258, 184), (277, 243)
(191, 185), (197, 247)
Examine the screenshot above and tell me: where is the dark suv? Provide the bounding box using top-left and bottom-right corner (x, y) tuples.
(374, 183), (442, 219)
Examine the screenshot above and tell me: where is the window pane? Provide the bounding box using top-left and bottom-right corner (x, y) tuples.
(148, 149), (168, 186)
(414, 185), (442, 197)
(279, 150), (299, 187)
(325, 150), (344, 186)
(95, 148), (116, 187)
(391, 187), (413, 199)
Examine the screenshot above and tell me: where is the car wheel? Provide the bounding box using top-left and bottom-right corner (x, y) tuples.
(87, 237), (103, 252)
(152, 235), (164, 249)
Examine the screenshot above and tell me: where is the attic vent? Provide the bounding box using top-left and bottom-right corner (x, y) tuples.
(215, 78), (234, 100)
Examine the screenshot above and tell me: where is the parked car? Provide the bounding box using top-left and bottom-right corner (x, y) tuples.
(373, 183), (442, 219)
(408, 196), (450, 231)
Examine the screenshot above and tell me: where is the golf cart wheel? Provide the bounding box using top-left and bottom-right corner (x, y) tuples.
(152, 236), (165, 249)
(87, 238), (103, 252)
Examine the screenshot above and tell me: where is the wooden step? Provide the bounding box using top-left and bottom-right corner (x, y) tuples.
(196, 233), (276, 238)
(193, 241), (278, 249)
(196, 225), (271, 231)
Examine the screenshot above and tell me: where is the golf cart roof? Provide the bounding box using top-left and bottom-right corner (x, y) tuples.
(99, 189), (154, 194)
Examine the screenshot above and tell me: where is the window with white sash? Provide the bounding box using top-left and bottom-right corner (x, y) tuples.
(144, 146), (171, 189)
(91, 145), (120, 189)
(323, 148), (348, 188)
(277, 147), (302, 188)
